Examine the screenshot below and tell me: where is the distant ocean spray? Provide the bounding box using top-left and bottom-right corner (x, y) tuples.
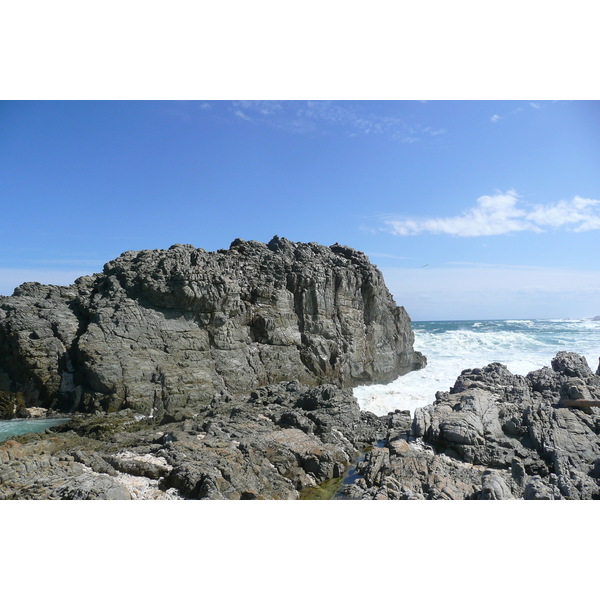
(354, 319), (600, 416)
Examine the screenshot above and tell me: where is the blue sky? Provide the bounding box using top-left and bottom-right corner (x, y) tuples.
(1, 100), (599, 320)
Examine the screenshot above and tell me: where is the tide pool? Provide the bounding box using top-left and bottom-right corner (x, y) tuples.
(0, 418), (70, 443)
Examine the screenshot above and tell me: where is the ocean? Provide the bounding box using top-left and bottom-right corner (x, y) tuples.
(353, 319), (600, 416)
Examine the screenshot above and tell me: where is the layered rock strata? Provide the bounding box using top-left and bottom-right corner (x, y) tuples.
(341, 352), (600, 499)
(0, 237), (425, 418)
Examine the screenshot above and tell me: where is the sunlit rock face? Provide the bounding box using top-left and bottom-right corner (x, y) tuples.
(0, 236), (425, 418)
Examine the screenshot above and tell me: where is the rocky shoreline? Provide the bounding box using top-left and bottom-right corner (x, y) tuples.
(1, 238), (598, 500)
(1, 351), (598, 499)
(341, 352), (600, 499)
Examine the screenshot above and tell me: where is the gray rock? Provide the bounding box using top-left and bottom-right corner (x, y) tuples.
(410, 353), (600, 499)
(0, 382), (387, 500)
(524, 476), (562, 500)
(340, 439), (485, 500)
(480, 470), (513, 500)
(0, 237), (425, 419)
(551, 351), (594, 379)
(342, 352), (600, 500)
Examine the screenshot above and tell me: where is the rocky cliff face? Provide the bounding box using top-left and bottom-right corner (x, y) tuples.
(0, 237), (425, 418)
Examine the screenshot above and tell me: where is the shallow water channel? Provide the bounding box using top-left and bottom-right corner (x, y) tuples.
(0, 418), (71, 443)
(299, 441), (384, 500)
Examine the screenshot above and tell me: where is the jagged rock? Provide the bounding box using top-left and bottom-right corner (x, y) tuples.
(0, 381), (387, 500)
(340, 441), (486, 500)
(3, 351), (599, 500)
(410, 353), (600, 499)
(551, 351), (594, 379)
(523, 476), (563, 500)
(0, 237), (425, 418)
(340, 352), (600, 500)
(480, 470), (514, 500)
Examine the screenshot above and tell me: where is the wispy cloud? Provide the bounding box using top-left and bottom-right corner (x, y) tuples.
(234, 100), (282, 116)
(423, 127), (446, 136)
(490, 102), (542, 123)
(385, 191), (600, 237)
(234, 110), (252, 121)
(227, 101), (444, 143)
(366, 252), (410, 260)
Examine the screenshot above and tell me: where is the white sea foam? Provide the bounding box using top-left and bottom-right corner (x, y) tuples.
(354, 320), (599, 417)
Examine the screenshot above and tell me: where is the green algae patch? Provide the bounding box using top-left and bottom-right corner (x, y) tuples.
(57, 411), (154, 441)
(0, 391), (28, 420)
(299, 476), (344, 500)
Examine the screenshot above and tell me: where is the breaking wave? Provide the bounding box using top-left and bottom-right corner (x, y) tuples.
(354, 319), (599, 416)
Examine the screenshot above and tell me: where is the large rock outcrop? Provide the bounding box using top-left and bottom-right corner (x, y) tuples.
(0, 237), (425, 418)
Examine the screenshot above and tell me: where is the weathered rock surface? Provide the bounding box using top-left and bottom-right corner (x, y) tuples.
(0, 237), (425, 419)
(0, 382), (386, 499)
(0, 391), (28, 420)
(341, 352), (600, 500)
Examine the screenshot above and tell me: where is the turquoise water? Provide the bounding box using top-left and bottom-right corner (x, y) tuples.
(0, 418), (70, 443)
(355, 318), (600, 416)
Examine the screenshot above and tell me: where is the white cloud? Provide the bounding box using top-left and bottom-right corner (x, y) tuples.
(234, 110), (252, 121)
(385, 191), (600, 237)
(491, 114), (501, 122)
(527, 196), (600, 231)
